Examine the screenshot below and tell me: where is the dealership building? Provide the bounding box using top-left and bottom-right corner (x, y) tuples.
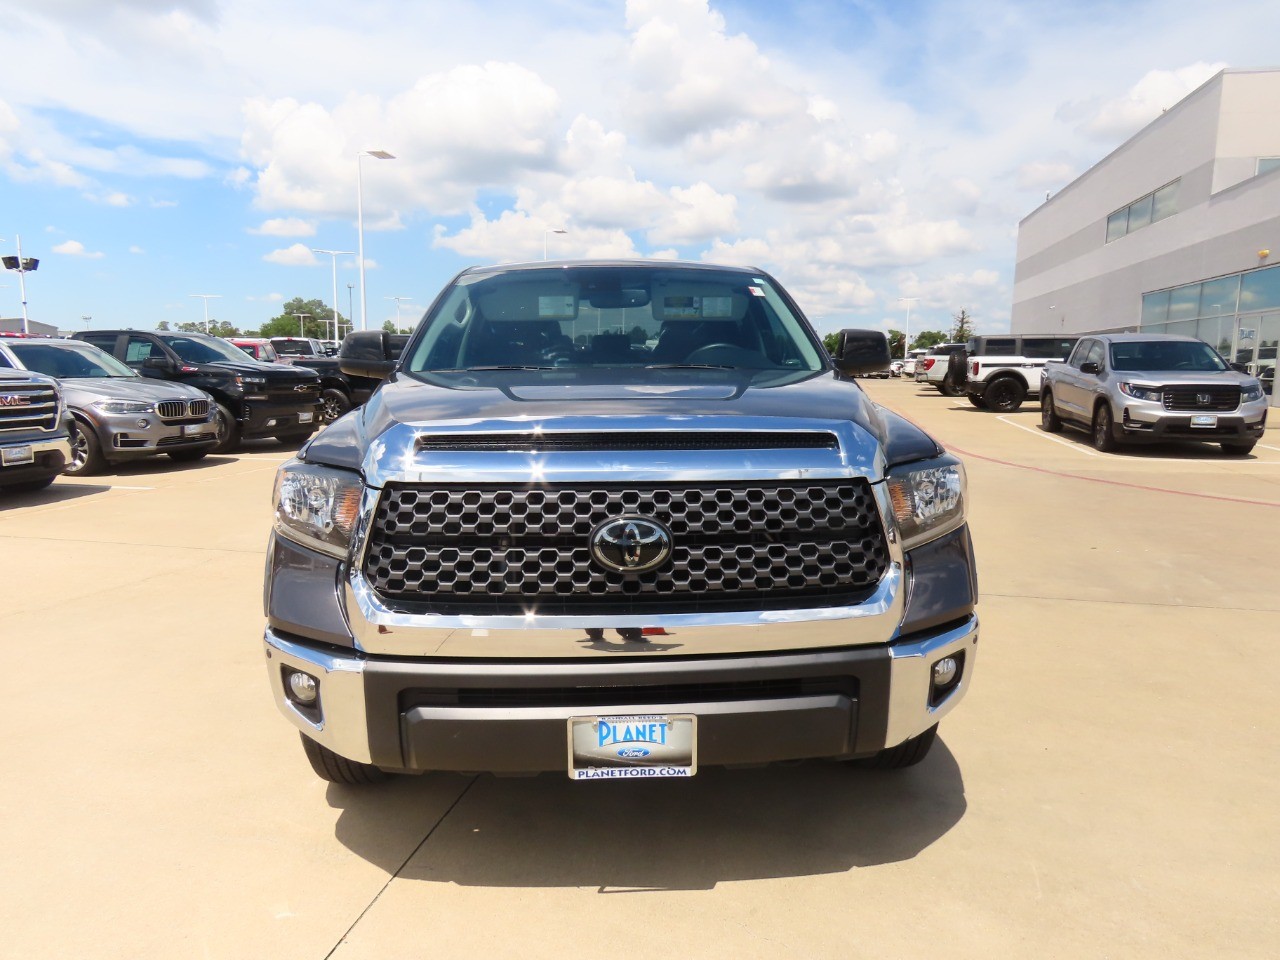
(1011, 68), (1280, 405)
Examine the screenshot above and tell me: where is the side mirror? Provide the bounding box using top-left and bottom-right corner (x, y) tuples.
(142, 356), (175, 372)
(832, 329), (890, 377)
(339, 331), (398, 380)
(1080, 361), (1100, 375)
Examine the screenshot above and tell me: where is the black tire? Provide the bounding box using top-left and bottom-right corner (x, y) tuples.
(66, 418), (105, 476)
(864, 724), (938, 770)
(167, 448), (210, 463)
(320, 388), (352, 425)
(983, 376), (1026, 412)
(300, 733), (387, 785)
(1221, 440), (1257, 456)
(211, 403), (241, 455)
(1040, 390), (1063, 432)
(938, 381), (964, 397)
(966, 393), (989, 409)
(1092, 403), (1118, 452)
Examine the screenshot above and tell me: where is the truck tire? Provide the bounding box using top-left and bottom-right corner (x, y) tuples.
(864, 724), (938, 770)
(1092, 403), (1118, 452)
(966, 393), (988, 409)
(212, 403), (241, 454)
(1221, 440), (1257, 456)
(299, 733), (388, 785)
(320, 388), (352, 424)
(1040, 389), (1063, 432)
(983, 376), (1026, 412)
(66, 417), (105, 476)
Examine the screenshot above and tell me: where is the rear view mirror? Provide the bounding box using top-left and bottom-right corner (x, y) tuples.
(832, 329), (890, 377)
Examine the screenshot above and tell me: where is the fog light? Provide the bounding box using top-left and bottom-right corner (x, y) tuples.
(932, 657), (958, 686)
(136, 418), (150, 428)
(288, 671), (319, 703)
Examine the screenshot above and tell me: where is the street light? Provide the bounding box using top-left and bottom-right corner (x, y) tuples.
(80, 315), (92, 331)
(544, 228), (567, 261)
(293, 312), (312, 338)
(2, 235), (39, 334)
(356, 149), (395, 332)
(897, 297), (918, 358)
(189, 294), (221, 334)
(386, 296), (410, 331)
(312, 248), (354, 344)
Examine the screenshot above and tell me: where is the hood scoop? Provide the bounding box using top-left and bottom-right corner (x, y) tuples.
(506, 383), (737, 401)
(416, 431), (839, 453)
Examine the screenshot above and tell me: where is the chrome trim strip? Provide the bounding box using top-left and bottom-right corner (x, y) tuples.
(883, 616), (979, 748)
(263, 629), (372, 764)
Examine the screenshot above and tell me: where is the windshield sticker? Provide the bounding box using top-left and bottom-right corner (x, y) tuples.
(537, 295), (576, 319)
(747, 286), (765, 297)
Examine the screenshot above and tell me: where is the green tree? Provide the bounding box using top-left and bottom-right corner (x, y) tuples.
(910, 330), (948, 351)
(950, 309), (974, 343)
(260, 297), (344, 340)
(156, 321), (171, 332)
(174, 319), (241, 337)
(628, 325), (648, 345)
(887, 328), (905, 358)
(822, 331), (840, 357)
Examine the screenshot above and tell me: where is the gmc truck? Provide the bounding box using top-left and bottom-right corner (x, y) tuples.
(1041, 333), (1268, 454)
(0, 368), (71, 494)
(263, 261), (978, 783)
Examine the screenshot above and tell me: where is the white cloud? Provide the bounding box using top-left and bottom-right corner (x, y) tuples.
(52, 239), (105, 258)
(1016, 161), (1078, 192)
(649, 182), (737, 245)
(262, 243), (318, 266)
(1058, 62), (1227, 142)
(249, 217), (316, 237)
(129, 245), (145, 254)
(247, 292), (284, 302)
(149, 198), (177, 208)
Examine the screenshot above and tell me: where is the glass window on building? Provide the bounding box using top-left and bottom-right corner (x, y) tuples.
(1151, 181), (1178, 222)
(1141, 289), (1170, 324)
(1195, 317), (1230, 356)
(1106, 209), (1127, 242)
(1258, 157), (1280, 176)
(1167, 283), (1201, 322)
(1240, 264), (1280, 314)
(1127, 193), (1154, 230)
(1198, 275), (1240, 317)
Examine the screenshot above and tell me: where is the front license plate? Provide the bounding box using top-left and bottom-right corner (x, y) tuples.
(298, 411), (314, 423)
(1, 444), (34, 466)
(1191, 415), (1218, 428)
(182, 423), (204, 436)
(568, 714), (697, 780)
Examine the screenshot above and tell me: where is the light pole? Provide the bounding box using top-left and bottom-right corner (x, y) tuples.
(897, 297), (918, 357)
(356, 149), (395, 331)
(313, 248), (354, 343)
(190, 294), (221, 334)
(293, 312), (312, 338)
(80, 315), (92, 330)
(2, 235), (39, 334)
(386, 296), (410, 332)
(347, 283), (354, 334)
(544, 228), (567, 260)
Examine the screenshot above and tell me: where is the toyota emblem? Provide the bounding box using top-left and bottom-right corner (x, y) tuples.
(589, 516), (673, 573)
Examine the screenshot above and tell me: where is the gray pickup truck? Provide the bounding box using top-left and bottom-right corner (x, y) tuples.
(1041, 333), (1268, 454)
(262, 260), (979, 784)
(0, 367), (71, 493)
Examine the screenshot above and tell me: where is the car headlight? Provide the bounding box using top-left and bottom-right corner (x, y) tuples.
(92, 399), (154, 414)
(273, 460), (362, 558)
(1118, 382), (1163, 402)
(1241, 382), (1264, 403)
(234, 375), (267, 388)
(886, 456), (966, 551)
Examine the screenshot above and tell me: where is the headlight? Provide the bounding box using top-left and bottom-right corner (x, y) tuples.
(1242, 382), (1264, 403)
(886, 456), (966, 551)
(234, 375), (267, 388)
(273, 460), (362, 558)
(92, 399), (154, 414)
(1118, 382), (1162, 402)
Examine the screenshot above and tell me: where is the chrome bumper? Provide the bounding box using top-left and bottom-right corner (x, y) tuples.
(1, 433), (71, 468)
(263, 615), (978, 769)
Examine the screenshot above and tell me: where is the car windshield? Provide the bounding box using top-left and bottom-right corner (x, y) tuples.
(1109, 340), (1228, 372)
(162, 334), (255, 365)
(404, 265), (825, 377)
(11, 341), (137, 379)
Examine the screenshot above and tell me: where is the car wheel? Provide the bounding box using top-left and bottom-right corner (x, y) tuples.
(167, 448), (210, 463)
(1221, 440), (1257, 456)
(861, 724), (938, 770)
(320, 388), (352, 424)
(1040, 390), (1063, 432)
(211, 403), (241, 454)
(984, 377), (1026, 412)
(966, 393), (989, 409)
(299, 733), (388, 785)
(66, 418), (105, 476)
(1092, 403), (1118, 452)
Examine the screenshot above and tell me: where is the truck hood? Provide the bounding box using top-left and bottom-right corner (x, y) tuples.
(302, 368), (945, 479)
(1108, 369), (1261, 386)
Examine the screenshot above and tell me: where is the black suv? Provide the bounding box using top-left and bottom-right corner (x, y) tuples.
(75, 331), (321, 453)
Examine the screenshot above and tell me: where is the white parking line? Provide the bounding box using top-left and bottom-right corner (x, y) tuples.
(996, 416), (1280, 464)
(996, 416), (1099, 456)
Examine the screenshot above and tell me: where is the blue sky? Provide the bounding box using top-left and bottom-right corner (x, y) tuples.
(2, 0), (1278, 338)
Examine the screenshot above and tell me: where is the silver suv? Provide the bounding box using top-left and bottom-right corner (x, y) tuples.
(1041, 334), (1268, 454)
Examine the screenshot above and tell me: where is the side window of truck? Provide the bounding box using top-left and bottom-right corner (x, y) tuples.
(1067, 339), (1092, 368)
(1023, 338), (1078, 359)
(124, 336), (161, 367)
(81, 334), (118, 354)
(1083, 341), (1105, 370)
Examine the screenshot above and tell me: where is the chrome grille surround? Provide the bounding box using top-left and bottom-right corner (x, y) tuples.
(1162, 385), (1241, 412)
(0, 383), (58, 432)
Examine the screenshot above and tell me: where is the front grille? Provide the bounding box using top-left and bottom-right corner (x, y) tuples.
(417, 432), (838, 453)
(1162, 386), (1240, 412)
(157, 433), (214, 446)
(364, 481), (890, 614)
(267, 380), (319, 404)
(156, 398), (211, 421)
(0, 384), (58, 432)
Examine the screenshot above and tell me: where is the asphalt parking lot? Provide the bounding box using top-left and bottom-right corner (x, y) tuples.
(3, 387), (1278, 960)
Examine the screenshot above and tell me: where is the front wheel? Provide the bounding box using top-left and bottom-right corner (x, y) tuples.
(320, 388), (351, 424)
(300, 734), (388, 785)
(1092, 403), (1118, 452)
(1221, 440), (1257, 456)
(863, 725), (938, 770)
(1040, 390), (1063, 432)
(66, 418), (105, 476)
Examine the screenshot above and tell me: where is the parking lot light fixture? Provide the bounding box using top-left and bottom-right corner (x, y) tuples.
(544, 228), (567, 261)
(313, 249), (354, 343)
(2, 235), (39, 334)
(293, 313), (312, 338)
(897, 297), (918, 358)
(357, 150), (396, 332)
(190, 294), (221, 334)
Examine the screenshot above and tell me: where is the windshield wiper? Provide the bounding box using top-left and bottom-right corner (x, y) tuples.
(644, 363), (738, 370)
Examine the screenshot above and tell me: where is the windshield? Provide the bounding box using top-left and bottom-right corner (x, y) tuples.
(404, 265), (825, 377)
(1109, 340), (1228, 372)
(162, 334), (256, 365)
(11, 341), (137, 379)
